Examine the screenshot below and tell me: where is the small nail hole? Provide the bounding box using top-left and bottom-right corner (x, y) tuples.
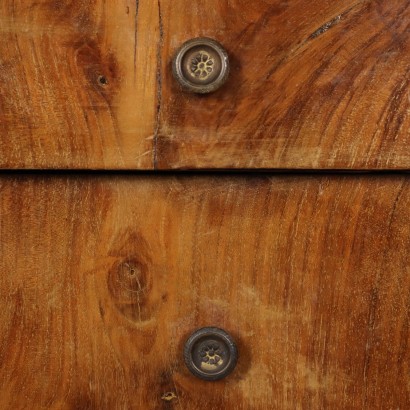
(98, 75), (108, 86)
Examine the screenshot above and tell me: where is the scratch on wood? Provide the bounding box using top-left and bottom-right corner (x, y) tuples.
(153, 0), (164, 169)
(308, 0), (372, 41)
(309, 15), (342, 40)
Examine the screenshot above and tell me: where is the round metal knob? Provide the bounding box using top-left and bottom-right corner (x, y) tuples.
(172, 38), (230, 94)
(183, 327), (238, 381)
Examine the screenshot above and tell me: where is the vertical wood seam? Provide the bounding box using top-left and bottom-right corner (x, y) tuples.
(153, 0), (164, 169)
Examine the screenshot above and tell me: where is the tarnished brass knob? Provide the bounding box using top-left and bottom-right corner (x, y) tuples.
(172, 38), (230, 94)
(184, 327), (238, 381)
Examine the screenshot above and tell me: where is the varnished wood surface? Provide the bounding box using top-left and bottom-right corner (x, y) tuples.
(0, 1), (158, 169)
(1, 1), (410, 170)
(0, 174), (409, 409)
(157, 0), (410, 169)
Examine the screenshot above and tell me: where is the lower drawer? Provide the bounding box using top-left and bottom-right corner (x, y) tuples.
(0, 175), (409, 409)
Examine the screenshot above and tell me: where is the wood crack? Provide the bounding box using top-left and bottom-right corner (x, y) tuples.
(133, 0), (140, 82)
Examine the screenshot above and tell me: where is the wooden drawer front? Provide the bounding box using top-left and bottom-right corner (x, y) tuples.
(0, 175), (409, 408)
(1, 1), (409, 170)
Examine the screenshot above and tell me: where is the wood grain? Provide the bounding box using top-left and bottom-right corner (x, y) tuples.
(0, 1), (159, 169)
(0, 174), (409, 408)
(157, 0), (410, 170)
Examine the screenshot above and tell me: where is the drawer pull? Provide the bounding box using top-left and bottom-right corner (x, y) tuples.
(172, 38), (229, 94)
(184, 327), (238, 381)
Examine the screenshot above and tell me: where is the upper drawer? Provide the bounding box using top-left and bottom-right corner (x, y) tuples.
(1, 1), (409, 170)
